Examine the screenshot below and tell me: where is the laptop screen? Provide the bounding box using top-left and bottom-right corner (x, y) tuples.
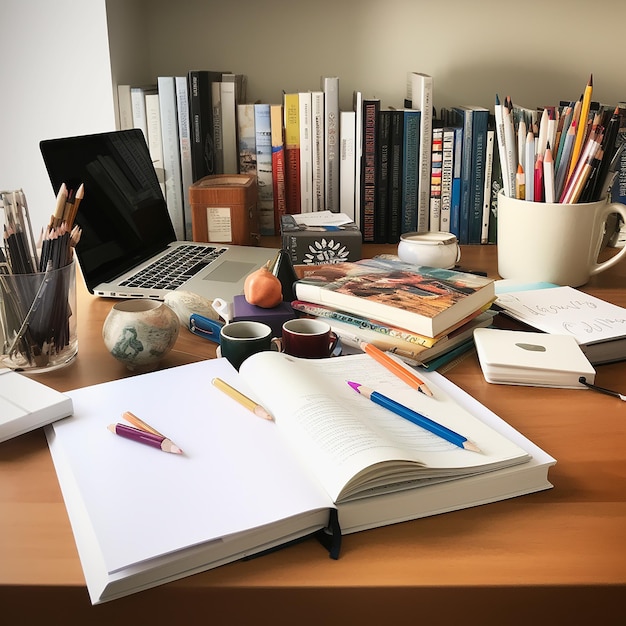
(40, 130), (176, 291)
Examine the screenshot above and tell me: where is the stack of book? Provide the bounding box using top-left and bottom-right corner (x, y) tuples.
(292, 256), (496, 368)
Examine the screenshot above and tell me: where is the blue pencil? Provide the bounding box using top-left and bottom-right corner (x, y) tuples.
(347, 381), (481, 453)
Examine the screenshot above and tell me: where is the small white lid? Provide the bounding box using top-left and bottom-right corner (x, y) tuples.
(399, 231), (458, 246)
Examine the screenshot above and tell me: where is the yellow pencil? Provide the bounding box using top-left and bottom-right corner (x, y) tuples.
(568, 74), (593, 178)
(212, 377), (274, 421)
(360, 341), (434, 397)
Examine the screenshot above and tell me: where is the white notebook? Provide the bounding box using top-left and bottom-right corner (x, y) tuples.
(0, 368), (73, 443)
(473, 328), (596, 389)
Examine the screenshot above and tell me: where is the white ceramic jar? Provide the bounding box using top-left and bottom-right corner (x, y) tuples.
(102, 300), (180, 372)
(397, 231), (461, 269)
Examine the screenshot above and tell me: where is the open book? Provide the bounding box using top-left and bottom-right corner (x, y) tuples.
(46, 352), (555, 604)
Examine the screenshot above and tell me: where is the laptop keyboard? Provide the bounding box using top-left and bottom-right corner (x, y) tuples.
(120, 244), (227, 290)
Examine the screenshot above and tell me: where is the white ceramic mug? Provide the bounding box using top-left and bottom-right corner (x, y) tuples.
(397, 231), (461, 269)
(497, 191), (626, 287)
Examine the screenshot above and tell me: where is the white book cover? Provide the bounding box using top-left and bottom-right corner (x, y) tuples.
(407, 72), (433, 232)
(339, 110), (356, 221)
(480, 128), (495, 244)
(130, 85), (155, 141)
(157, 76), (185, 241)
(175, 76), (193, 239)
(311, 91), (325, 211)
(220, 80), (238, 174)
(474, 328), (596, 388)
(0, 368), (73, 444)
(145, 92), (166, 198)
(298, 92), (313, 212)
(322, 76), (340, 212)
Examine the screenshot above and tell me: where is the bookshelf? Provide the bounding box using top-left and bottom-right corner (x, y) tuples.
(2, 0), (625, 233)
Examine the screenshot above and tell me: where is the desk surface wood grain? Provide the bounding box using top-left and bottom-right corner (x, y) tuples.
(1, 243), (625, 625)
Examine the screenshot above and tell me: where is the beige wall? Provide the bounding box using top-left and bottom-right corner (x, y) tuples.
(2, 0), (624, 230)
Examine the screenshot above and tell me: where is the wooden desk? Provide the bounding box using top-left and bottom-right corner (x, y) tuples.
(1, 245), (625, 625)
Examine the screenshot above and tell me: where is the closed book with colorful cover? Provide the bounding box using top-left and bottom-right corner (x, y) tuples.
(294, 257), (495, 338)
(474, 328), (595, 388)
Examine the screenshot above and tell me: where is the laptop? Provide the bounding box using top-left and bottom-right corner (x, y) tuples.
(39, 129), (278, 301)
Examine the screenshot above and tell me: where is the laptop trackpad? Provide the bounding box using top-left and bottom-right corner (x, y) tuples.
(203, 261), (257, 283)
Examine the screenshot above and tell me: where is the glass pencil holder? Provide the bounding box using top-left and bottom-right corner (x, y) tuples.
(0, 258), (78, 372)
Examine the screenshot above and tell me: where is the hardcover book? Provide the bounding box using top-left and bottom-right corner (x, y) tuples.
(474, 328), (596, 388)
(254, 103), (275, 236)
(187, 70), (227, 181)
(360, 97), (380, 242)
(407, 72), (433, 233)
(47, 353), (554, 604)
(294, 257), (495, 338)
(270, 103), (287, 233)
(401, 108), (420, 234)
(283, 92), (301, 214)
(322, 76), (340, 212)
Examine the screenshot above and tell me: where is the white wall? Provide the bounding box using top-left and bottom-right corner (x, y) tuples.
(0, 0), (116, 231)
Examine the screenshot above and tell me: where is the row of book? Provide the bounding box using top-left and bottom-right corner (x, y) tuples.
(117, 71), (626, 248)
(290, 256), (497, 370)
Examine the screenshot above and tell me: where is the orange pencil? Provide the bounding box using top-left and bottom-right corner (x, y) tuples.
(360, 341), (433, 397)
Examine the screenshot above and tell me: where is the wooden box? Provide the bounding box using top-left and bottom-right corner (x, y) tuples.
(190, 174), (260, 246)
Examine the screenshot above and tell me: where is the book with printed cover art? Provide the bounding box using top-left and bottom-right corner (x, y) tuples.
(294, 257), (495, 338)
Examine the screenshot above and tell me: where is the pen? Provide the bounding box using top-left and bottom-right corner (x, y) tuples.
(360, 341), (433, 397)
(212, 377), (274, 421)
(347, 381), (481, 452)
(107, 423), (183, 454)
(578, 377), (626, 401)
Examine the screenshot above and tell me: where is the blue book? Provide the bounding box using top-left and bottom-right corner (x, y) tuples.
(401, 109), (420, 233)
(466, 106), (490, 244)
(449, 107), (473, 244)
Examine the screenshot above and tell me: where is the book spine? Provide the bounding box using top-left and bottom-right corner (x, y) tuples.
(237, 103), (257, 176)
(157, 76), (185, 241)
(339, 110), (356, 221)
(290, 301), (437, 347)
(449, 125), (463, 238)
(130, 85), (152, 140)
(352, 91), (363, 230)
(270, 104), (287, 233)
(401, 109), (420, 234)
(187, 71), (220, 181)
(468, 108), (489, 244)
(439, 127), (455, 233)
(387, 109), (403, 243)
(145, 91), (165, 199)
(322, 76), (340, 212)
(117, 84), (133, 130)
(254, 103), (275, 236)
(360, 98), (380, 242)
(452, 107), (473, 244)
(407, 72), (433, 233)
(488, 137), (503, 244)
(175, 76), (193, 239)
(298, 92), (313, 213)
(375, 109), (391, 243)
(211, 81), (224, 174)
(220, 78), (238, 174)
(311, 91), (325, 212)
(481, 126), (495, 244)
(429, 125), (443, 233)
(283, 93), (301, 214)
